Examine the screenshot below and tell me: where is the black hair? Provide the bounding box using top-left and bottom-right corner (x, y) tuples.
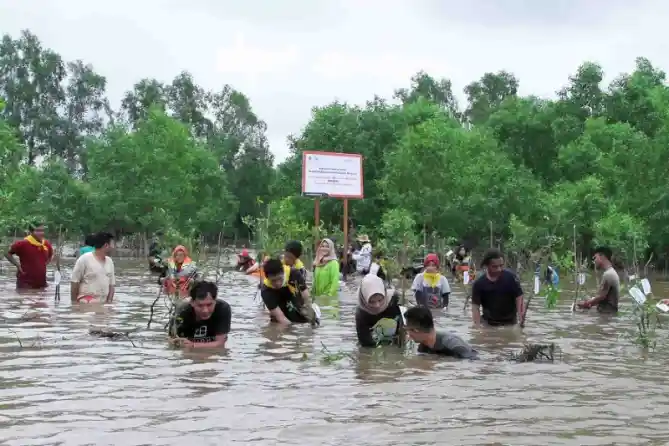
(284, 240), (303, 258)
(263, 258), (284, 276)
(189, 280), (218, 300)
(456, 245), (467, 261)
(594, 246), (613, 261)
(481, 248), (503, 268)
(84, 233), (96, 246)
(404, 306), (434, 332)
(92, 232), (114, 249)
(28, 221), (44, 232)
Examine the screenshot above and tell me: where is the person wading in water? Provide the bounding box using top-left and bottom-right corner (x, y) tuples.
(5, 222), (53, 290)
(471, 249), (525, 327)
(260, 258), (319, 326)
(171, 281), (231, 349)
(70, 232), (116, 304)
(577, 246), (620, 314)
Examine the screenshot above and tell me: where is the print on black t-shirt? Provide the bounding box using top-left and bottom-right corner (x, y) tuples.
(175, 300), (231, 342)
(471, 269), (523, 326)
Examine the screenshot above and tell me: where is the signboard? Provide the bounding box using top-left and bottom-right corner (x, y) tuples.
(301, 151), (363, 198)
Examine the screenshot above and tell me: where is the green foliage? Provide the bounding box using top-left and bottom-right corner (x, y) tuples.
(2, 28), (669, 275)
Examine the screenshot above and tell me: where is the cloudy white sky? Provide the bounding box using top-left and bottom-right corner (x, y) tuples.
(0, 0), (667, 163)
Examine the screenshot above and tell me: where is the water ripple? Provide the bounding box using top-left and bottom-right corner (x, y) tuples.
(1, 258), (669, 445)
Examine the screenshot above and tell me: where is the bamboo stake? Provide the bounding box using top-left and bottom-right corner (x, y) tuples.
(571, 224), (580, 312)
(54, 226), (63, 303)
(214, 231), (223, 284)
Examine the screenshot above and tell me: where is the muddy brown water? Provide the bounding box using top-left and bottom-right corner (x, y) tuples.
(1, 259), (669, 446)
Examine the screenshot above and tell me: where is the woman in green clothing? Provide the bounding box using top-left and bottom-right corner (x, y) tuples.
(312, 238), (340, 297)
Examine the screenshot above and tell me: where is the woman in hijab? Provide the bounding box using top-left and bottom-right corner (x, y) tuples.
(312, 238), (340, 297)
(355, 274), (404, 347)
(160, 245), (198, 298)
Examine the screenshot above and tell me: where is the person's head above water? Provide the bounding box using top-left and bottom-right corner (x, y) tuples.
(358, 274), (393, 315)
(316, 238), (336, 263)
(172, 245), (189, 264)
(189, 280), (218, 320)
(28, 221), (46, 241)
(283, 240), (303, 266)
(92, 232), (115, 254)
(423, 253), (440, 273)
(404, 306), (435, 344)
(593, 246), (613, 269)
(481, 248), (505, 280)
(457, 245), (467, 257)
(84, 233), (96, 247)
(263, 258), (286, 288)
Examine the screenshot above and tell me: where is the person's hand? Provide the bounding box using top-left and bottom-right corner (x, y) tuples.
(17, 266), (24, 275)
(181, 339), (194, 348)
(577, 300), (592, 309)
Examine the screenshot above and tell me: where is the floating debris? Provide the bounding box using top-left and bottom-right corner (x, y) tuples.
(510, 343), (561, 363)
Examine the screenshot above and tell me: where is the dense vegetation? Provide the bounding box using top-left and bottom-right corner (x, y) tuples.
(0, 30), (667, 267)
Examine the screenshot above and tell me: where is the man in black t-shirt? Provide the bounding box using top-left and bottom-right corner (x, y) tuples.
(471, 249), (524, 327)
(172, 281), (231, 348)
(261, 258), (319, 326)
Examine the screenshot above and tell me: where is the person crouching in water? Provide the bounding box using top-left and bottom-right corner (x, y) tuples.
(404, 306), (478, 359)
(170, 280), (231, 349)
(160, 245), (198, 298)
(261, 258), (319, 326)
(411, 253), (451, 308)
(283, 240), (307, 278)
(355, 274), (404, 347)
(236, 248), (256, 273)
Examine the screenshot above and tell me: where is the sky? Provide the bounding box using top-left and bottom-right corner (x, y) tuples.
(0, 0), (667, 164)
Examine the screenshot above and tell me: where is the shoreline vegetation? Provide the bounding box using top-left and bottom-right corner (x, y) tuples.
(1, 29), (668, 290)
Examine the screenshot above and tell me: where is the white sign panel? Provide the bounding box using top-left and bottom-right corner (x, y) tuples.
(302, 151), (364, 198)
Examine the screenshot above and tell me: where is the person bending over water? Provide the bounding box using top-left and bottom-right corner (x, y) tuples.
(5, 222), (53, 290)
(283, 240), (307, 278)
(312, 238), (340, 297)
(405, 306), (479, 359)
(471, 249), (524, 327)
(70, 232), (116, 304)
(236, 248), (256, 273)
(171, 281), (231, 348)
(261, 258), (319, 326)
(411, 253), (451, 308)
(577, 246), (620, 314)
(355, 275), (404, 347)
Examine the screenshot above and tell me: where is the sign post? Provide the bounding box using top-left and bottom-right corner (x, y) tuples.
(301, 151), (364, 278)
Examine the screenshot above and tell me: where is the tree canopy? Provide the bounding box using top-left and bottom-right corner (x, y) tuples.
(1, 29), (668, 265)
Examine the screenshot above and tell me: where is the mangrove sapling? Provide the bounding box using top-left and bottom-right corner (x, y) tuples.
(510, 343), (561, 363)
(53, 226), (64, 303)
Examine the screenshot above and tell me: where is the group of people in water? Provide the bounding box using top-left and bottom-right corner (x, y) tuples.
(3, 224), (631, 359)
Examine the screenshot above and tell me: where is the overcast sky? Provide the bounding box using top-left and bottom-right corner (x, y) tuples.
(0, 0), (667, 163)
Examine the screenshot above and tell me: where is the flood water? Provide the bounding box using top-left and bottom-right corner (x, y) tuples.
(1, 258), (669, 446)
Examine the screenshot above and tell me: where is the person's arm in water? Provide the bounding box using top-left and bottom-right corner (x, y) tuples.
(509, 272), (525, 324)
(187, 302), (231, 349)
(261, 287), (292, 325)
(411, 274), (428, 306)
(294, 270), (317, 324)
(440, 276), (451, 307)
(355, 310), (377, 347)
(106, 260), (116, 303)
(471, 279), (482, 325)
(70, 256), (85, 302)
(5, 241), (23, 274)
(246, 262), (260, 274)
(582, 273), (612, 308)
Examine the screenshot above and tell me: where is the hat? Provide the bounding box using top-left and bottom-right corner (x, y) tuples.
(241, 249), (249, 257)
(356, 234), (371, 243)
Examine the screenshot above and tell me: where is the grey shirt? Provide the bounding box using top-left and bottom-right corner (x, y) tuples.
(417, 331), (479, 359)
(598, 267), (620, 313)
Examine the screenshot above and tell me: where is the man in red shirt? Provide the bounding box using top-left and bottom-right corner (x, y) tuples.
(5, 222), (54, 289)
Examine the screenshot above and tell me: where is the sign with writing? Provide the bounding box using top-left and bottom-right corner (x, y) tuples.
(302, 151), (364, 198)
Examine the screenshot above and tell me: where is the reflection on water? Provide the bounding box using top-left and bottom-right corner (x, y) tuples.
(1, 258), (669, 445)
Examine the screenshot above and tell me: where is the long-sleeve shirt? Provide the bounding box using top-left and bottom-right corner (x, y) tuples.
(312, 259), (340, 297)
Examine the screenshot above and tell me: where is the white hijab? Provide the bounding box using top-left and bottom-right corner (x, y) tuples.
(358, 274), (394, 315)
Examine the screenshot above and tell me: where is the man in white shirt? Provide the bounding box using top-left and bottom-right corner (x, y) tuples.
(71, 232), (116, 304)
